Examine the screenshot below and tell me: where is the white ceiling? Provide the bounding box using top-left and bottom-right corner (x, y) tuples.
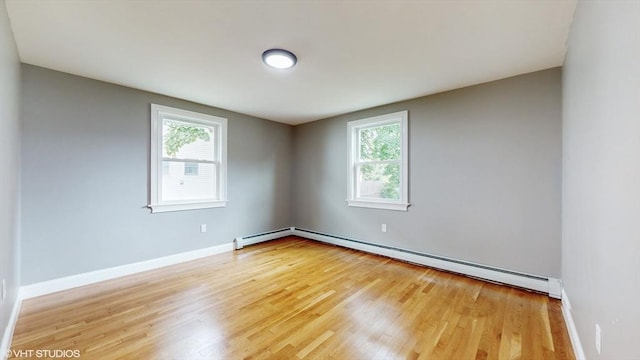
(6, 0), (576, 125)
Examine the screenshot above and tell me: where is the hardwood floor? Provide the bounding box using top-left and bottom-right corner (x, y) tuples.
(9, 236), (574, 359)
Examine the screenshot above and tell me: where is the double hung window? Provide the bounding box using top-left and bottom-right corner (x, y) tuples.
(149, 104), (227, 213)
(347, 111), (409, 211)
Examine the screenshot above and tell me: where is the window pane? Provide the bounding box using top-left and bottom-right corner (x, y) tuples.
(162, 119), (215, 161)
(357, 163), (400, 200)
(359, 123), (401, 162)
(162, 161), (217, 201)
(184, 162), (199, 176)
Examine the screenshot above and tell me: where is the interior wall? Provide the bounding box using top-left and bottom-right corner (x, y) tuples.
(562, 1), (640, 358)
(20, 65), (293, 285)
(0, 0), (21, 345)
(293, 68), (562, 278)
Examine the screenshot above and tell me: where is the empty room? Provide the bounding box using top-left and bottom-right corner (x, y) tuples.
(1, 0), (638, 359)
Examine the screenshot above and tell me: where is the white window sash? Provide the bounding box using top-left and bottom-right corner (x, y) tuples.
(149, 104), (227, 213)
(354, 160), (400, 166)
(346, 110), (409, 211)
(162, 158), (218, 164)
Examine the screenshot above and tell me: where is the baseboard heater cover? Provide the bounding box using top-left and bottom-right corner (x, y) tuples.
(235, 227), (294, 249)
(291, 227), (562, 298)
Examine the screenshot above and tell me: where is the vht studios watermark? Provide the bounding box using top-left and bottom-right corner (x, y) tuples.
(7, 349), (80, 358)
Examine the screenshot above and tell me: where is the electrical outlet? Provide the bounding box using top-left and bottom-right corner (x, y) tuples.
(200, 224), (207, 233)
(595, 323), (602, 354)
(1, 279), (6, 301)
(381, 224), (387, 233)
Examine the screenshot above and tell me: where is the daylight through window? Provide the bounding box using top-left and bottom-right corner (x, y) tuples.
(347, 111), (409, 211)
(149, 104), (227, 213)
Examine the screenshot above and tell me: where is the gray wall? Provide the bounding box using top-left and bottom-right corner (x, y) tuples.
(21, 65), (292, 285)
(563, 1), (640, 358)
(0, 0), (21, 345)
(293, 69), (562, 277)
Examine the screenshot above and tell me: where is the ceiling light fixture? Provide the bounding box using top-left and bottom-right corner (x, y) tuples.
(262, 48), (297, 69)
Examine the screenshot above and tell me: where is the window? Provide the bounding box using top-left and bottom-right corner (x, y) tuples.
(149, 104), (227, 213)
(347, 110), (409, 211)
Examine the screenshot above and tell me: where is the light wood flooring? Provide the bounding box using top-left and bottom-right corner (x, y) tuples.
(10, 236), (574, 359)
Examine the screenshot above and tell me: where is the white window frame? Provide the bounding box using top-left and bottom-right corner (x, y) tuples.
(149, 104), (228, 213)
(347, 110), (409, 211)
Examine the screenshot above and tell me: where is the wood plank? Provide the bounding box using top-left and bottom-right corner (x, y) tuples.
(9, 236), (575, 360)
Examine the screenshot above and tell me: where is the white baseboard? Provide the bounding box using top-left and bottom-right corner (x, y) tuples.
(1, 292), (23, 360)
(6, 228), (572, 359)
(235, 227), (293, 249)
(561, 289), (586, 360)
(21, 225), (296, 300)
(292, 227), (561, 297)
(21, 242), (234, 299)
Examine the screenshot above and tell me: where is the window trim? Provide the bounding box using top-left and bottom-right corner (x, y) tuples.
(346, 110), (409, 211)
(149, 104), (228, 213)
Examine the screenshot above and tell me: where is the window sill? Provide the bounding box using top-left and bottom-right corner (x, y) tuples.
(149, 200), (227, 213)
(346, 200), (409, 211)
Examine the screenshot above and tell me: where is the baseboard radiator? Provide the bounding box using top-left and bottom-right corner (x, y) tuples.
(291, 227), (562, 298)
(234, 227), (294, 249)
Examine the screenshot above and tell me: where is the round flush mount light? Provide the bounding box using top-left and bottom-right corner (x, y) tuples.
(262, 48), (297, 69)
